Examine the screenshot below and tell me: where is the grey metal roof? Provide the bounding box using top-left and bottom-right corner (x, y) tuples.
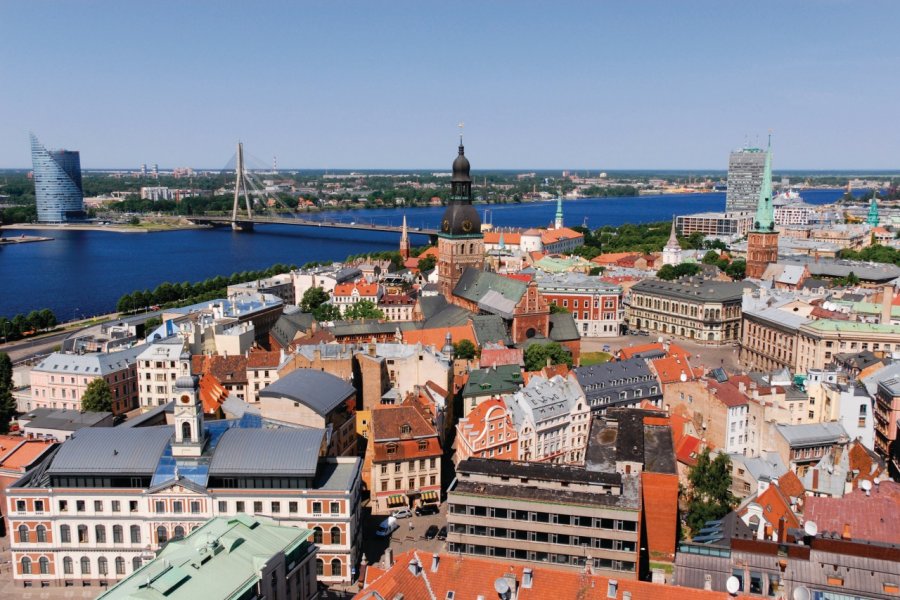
(471, 314), (511, 346)
(775, 422), (848, 447)
(453, 269), (527, 309)
(505, 374), (582, 427)
(782, 257), (900, 282)
(208, 427), (323, 476)
(270, 312), (314, 348)
(33, 344), (146, 377)
(47, 427), (173, 475)
(574, 358), (661, 411)
(548, 312), (580, 341)
(259, 369), (355, 416)
(21, 408), (111, 432)
(630, 277), (747, 303)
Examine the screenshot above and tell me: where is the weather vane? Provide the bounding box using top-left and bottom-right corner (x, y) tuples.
(458, 121), (464, 143)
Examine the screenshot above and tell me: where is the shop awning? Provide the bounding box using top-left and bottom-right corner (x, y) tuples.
(421, 491), (439, 503)
(387, 494), (406, 507)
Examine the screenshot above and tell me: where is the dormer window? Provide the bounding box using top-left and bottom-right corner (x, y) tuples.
(400, 424), (411, 435)
(418, 440), (427, 450)
(386, 443), (397, 455)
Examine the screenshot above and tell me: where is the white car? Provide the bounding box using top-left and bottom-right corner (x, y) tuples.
(391, 508), (413, 519)
(376, 516), (399, 537)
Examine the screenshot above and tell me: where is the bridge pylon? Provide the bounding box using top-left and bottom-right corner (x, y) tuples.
(231, 142), (254, 231)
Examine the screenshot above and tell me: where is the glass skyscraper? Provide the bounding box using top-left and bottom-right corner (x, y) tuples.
(30, 134), (84, 223)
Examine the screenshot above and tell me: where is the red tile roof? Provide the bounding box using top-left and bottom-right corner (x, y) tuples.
(333, 280), (380, 297)
(479, 347), (524, 368)
(705, 379), (750, 408)
(0, 437), (55, 472)
(804, 481), (900, 545)
(357, 549), (749, 600)
(191, 354), (248, 385)
(746, 484), (800, 531)
(247, 349), (282, 369)
(778, 470), (805, 500)
(541, 226), (584, 245)
(402, 323), (476, 348)
(483, 231), (522, 245)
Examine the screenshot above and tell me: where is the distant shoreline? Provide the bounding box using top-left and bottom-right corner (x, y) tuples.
(1, 223), (204, 234)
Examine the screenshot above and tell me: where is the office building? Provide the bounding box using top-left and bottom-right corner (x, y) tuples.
(30, 134), (84, 223)
(725, 147), (767, 215)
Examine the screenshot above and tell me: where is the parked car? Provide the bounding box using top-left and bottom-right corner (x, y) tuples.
(391, 508), (413, 519)
(415, 504), (439, 516)
(376, 516), (399, 537)
(638, 330), (650, 336)
(423, 525), (439, 540)
(602, 344), (611, 352)
(437, 526), (447, 540)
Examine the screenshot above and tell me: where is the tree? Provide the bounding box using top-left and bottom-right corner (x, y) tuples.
(685, 448), (737, 534)
(313, 302), (342, 323)
(81, 379), (114, 412)
(701, 250), (721, 265)
(300, 287), (330, 313)
(453, 339), (477, 360)
(417, 255), (437, 272)
(549, 303), (569, 314)
(0, 353), (15, 434)
(343, 300), (385, 321)
(523, 342), (573, 372)
(39, 309), (57, 331)
(725, 259), (746, 280)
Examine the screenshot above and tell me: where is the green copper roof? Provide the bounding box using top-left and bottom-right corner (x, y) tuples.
(555, 196), (564, 225)
(867, 195), (879, 226)
(753, 147), (775, 233)
(97, 515), (313, 600)
(802, 319), (900, 334)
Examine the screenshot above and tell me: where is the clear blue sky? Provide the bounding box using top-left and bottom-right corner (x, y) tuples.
(2, 1), (898, 170)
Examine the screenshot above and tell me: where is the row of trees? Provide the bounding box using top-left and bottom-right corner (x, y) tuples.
(116, 263), (295, 314)
(0, 309), (58, 342)
(0, 353), (16, 433)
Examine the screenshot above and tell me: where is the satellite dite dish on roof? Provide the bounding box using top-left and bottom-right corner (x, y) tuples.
(494, 578), (511, 599)
(680, 372), (688, 382)
(804, 521), (818, 537)
(725, 576), (741, 595)
(793, 585), (811, 600)
(860, 479), (873, 495)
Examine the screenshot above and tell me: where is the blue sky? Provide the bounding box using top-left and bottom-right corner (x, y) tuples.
(1, 1), (898, 169)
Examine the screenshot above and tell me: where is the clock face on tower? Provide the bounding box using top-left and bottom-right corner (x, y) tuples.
(180, 395), (191, 404)
(442, 219), (450, 232)
(462, 219), (473, 233)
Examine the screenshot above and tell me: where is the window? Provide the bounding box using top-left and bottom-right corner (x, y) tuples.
(15, 500), (25, 513)
(98, 556), (108, 576)
(331, 558), (342, 577)
(173, 526), (185, 540)
(380, 464), (387, 475)
(172, 501), (183, 514)
(34, 500), (44, 513)
(17, 525), (29, 543)
(313, 527), (323, 544)
(155, 500), (165, 513)
(253, 501), (262, 513)
(271, 501), (280, 514)
(80, 556), (91, 575)
(61, 525), (71, 543)
(190, 501), (200, 514)
(115, 557), (126, 575)
(129, 500), (138, 513)
(312, 501), (322, 515)
(21, 557), (31, 575)
(330, 501), (340, 515)
(130, 525), (141, 544)
(63, 557), (73, 575)
(430, 458), (436, 469)
(113, 525), (123, 544)
(133, 557), (142, 571)
(78, 525), (88, 543)
(96, 525), (106, 544)
(236, 501), (245, 512)
(112, 500), (121, 512)
(59, 500), (68, 512)
(394, 463), (401, 473)
(289, 501), (298, 514)
(316, 559), (324, 576)
(218, 501), (227, 512)
(94, 500), (103, 512)
(157, 526), (168, 544)
(36, 525), (47, 543)
(331, 526), (341, 545)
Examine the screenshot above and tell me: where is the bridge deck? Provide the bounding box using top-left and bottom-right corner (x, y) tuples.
(189, 215), (437, 236)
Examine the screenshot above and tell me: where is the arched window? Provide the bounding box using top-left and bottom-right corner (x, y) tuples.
(115, 556), (125, 575)
(18, 524), (29, 543)
(21, 557), (31, 574)
(63, 557), (73, 575)
(98, 556), (108, 576)
(132, 557), (142, 572)
(173, 526), (185, 540)
(60, 524), (71, 543)
(113, 525), (123, 544)
(182, 421), (192, 440)
(130, 525), (141, 544)
(313, 527), (323, 544)
(77, 524), (88, 543)
(39, 556), (49, 574)
(36, 525), (47, 543)
(315, 559), (324, 576)
(330, 526), (341, 545)
(157, 526), (168, 544)
(80, 556), (91, 575)
(331, 558), (342, 577)
(96, 524), (106, 544)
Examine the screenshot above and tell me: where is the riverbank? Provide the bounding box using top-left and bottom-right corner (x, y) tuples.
(2, 222), (205, 234)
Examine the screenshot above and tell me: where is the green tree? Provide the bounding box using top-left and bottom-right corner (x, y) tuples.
(81, 378), (114, 413)
(523, 342), (573, 371)
(453, 339), (478, 360)
(344, 300), (385, 321)
(549, 303), (570, 314)
(702, 250), (721, 265)
(312, 303), (342, 322)
(685, 448), (737, 534)
(417, 255), (437, 272)
(300, 287), (330, 313)
(39, 309), (57, 331)
(0, 352), (15, 434)
(725, 259), (746, 280)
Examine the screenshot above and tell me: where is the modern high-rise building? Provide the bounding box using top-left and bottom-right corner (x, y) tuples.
(725, 147), (767, 215)
(30, 134), (84, 223)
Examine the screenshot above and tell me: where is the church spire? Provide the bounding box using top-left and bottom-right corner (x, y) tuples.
(399, 214), (410, 260)
(665, 216), (679, 249)
(868, 191), (880, 226)
(753, 140), (774, 232)
(554, 196), (564, 229)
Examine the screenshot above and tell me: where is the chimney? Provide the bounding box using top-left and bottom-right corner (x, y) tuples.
(882, 284), (893, 324)
(504, 572), (518, 599)
(841, 524), (852, 540)
(431, 554), (439, 573)
(383, 548), (393, 568)
(522, 567), (533, 589)
(777, 516), (786, 543)
(608, 579), (618, 598)
(408, 558), (421, 577)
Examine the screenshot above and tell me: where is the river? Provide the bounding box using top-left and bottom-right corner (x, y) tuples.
(0, 190), (848, 320)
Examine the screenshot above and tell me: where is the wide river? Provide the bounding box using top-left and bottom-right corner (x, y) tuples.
(1, 190), (847, 320)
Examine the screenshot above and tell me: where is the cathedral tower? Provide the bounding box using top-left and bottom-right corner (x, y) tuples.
(745, 142), (778, 279)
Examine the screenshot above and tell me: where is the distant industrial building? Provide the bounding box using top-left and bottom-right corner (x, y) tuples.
(725, 147), (768, 215)
(30, 134), (84, 223)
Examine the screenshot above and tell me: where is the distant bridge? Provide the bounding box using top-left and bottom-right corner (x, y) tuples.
(187, 214), (438, 239)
